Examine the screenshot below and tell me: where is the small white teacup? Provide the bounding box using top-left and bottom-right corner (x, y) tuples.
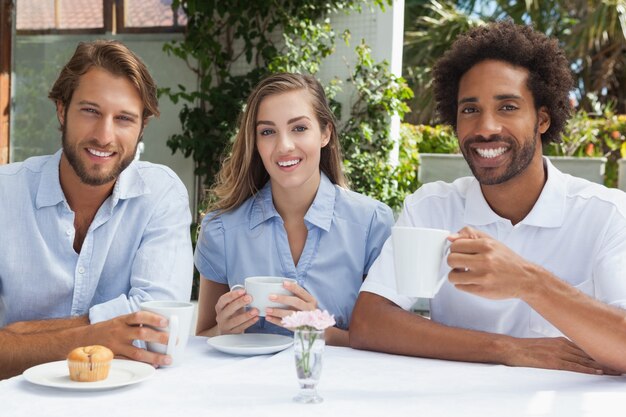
(232, 276), (296, 317)
(140, 300), (194, 367)
(392, 226), (451, 298)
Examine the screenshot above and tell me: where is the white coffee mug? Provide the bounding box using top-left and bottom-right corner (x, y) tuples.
(232, 276), (296, 317)
(392, 226), (451, 298)
(139, 300), (194, 367)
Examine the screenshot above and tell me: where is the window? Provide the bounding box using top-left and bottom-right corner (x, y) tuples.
(16, 0), (186, 34)
(121, 0), (186, 32)
(8, 0), (188, 164)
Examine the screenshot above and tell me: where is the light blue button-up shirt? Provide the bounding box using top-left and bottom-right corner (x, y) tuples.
(194, 173), (394, 334)
(0, 150), (193, 326)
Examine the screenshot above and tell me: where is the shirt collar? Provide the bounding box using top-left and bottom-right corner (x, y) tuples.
(464, 157), (566, 228)
(463, 178), (498, 226)
(35, 150), (65, 208)
(114, 160), (149, 202)
(35, 149), (148, 209)
(520, 157), (566, 228)
(249, 181), (281, 229)
(249, 172), (337, 231)
(303, 172), (336, 231)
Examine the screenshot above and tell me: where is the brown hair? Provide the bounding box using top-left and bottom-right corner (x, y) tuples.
(209, 72), (347, 214)
(48, 40), (159, 121)
(433, 20), (573, 144)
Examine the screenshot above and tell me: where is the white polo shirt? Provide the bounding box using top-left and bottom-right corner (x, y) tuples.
(361, 158), (626, 338)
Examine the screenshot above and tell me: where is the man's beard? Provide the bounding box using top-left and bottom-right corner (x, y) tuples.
(61, 123), (139, 186)
(461, 123), (538, 185)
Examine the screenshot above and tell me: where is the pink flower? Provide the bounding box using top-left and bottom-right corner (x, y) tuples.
(281, 309), (336, 330)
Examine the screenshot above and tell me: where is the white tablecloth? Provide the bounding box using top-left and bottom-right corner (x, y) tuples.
(2, 336), (625, 417)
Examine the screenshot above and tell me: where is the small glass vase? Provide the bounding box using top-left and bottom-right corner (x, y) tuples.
(292, 328), (325, 404)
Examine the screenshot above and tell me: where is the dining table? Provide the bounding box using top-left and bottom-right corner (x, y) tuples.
(2, 335), (625, 417)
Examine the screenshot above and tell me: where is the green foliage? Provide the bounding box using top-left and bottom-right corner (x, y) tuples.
(397, 104), (626, 193)
(340, 42), (414, 210)
(403, 0), (626, 122)
(403, 0), (482, 124)
(544, 103), (626, 187)
(189, 222), (201, 300)
(162, 0), (363, 186)
(401, 123), (459, 154)
(389, 123), (460, 211)
(362, 122), (460, 212)
(162, 1), (416, 209)
(390, 123), (423, 209)
(545, 111), (604, 158)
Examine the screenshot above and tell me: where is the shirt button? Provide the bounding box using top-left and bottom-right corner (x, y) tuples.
(78, 266), (85, 274)
(66, 229), (73, 236)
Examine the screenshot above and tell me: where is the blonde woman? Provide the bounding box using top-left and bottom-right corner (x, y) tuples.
(194, 73), (393, 346)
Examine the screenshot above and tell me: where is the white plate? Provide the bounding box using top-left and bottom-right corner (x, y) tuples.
(207, 334), (293, 356)
(23, 359), (155, 390)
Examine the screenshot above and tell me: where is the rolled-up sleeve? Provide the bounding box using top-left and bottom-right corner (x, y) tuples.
(89, 181), (193, 324)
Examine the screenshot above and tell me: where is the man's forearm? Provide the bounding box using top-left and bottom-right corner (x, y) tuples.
(522, 266), (626, 372)
(349, 292), (611, 374)
(350, 292), (508, 364)
(5, 316), (89, 334)
(0, 325), (89, 379)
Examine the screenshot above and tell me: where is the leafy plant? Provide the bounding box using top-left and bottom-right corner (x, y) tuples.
(403, 0), (626, 123)
(403, 0), (482, 124)
(545, 110), (604, 158)
(340, 41), (414, 210)
(544, 100), (626, 187)
(162, 0), (385, 190)
(398, 105), (626, 191)
(402, 123), (459, 154)
(162, 1), (416, 206)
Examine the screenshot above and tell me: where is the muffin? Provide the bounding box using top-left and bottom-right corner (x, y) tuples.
(67, 345), (114, 382)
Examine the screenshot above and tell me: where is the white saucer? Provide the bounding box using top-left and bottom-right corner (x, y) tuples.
(23, 359), (155, 390)
(207, 334), (293, 356)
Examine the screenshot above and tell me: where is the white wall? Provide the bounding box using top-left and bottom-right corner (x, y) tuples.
(318, 1), (404, 164)
(318, 1), (404, 123)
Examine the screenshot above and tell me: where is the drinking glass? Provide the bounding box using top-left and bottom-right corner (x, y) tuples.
(292, 328), (325, 404)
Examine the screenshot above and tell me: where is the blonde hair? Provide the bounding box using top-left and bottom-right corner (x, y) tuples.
(208, 73), (347, 214)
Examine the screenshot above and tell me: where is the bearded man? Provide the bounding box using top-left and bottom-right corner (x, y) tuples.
(350, 21), (626, 375)
(0, 40), (193, 378)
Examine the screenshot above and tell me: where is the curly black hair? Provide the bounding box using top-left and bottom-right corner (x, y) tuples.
(432, 20), (573, 144)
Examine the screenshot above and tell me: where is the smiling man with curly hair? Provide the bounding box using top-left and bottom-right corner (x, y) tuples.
(351, 21), (626, 375)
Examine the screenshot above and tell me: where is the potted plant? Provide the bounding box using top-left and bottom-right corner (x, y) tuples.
(408, 107), (622, 185)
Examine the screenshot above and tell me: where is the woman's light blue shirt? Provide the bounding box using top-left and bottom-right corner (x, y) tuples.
(194, 173), (393, 334)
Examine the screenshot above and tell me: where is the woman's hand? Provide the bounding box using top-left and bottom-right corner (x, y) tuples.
(214, 288), (259, 335)
(264, 281), (317, 327)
